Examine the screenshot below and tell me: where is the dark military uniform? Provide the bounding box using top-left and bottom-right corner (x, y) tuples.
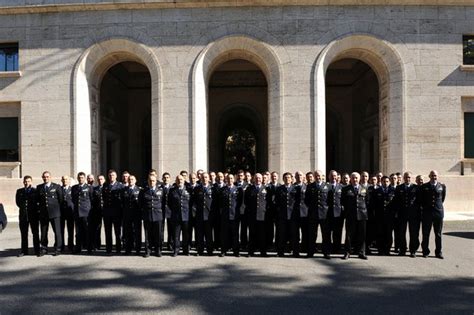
(295, 183), (309, 254)
(91, 184), (105, 250)
(71, 183), (93, 253)
(304, 181), (331, 257)
(60, 185), (74, 251)
(341, 185), (369, 257)
(419, 182), (446, 257)
(162, 183), (173, 251)
(168, 185), (192, 256)
(210, 182), (224, 250)
(244, 184), (268, 256)
(275, 184), (297, 257)
(365, 184), (378, 253)
(122, 185), (142, 254)
(373, 185), (395, 255)
(16, 186), (40, 255)
(140, 186), (165, 256)
(219, 185), (243, 256)
(265, 182), (279, 249)
(187, 183), (198, 250)
(191, 183), (214, 255)
(236, 181), (250, 249)
(36, 182), (64, 253)
(102, 181), (124, 253)
(393, 183), (418, 255)
(327, 182), (344, 253)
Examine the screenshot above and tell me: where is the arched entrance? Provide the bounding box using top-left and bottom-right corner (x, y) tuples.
(99, 61), (151, 180)
(208, 59), (268, 173)
(325, 58), (379, 174)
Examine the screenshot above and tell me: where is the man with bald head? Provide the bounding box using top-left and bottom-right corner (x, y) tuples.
(418, 170), (446, 259)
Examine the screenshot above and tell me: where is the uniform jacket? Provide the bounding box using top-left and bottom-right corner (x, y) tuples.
(220, 185), (243, 221)
(161, 184), (172, 219)
(304, 181), (330, 220)
(294, 183), (308, 219)
(140, 186), (165, 222)
(121, 185), (141, 220)
(373, 185), (396, 221)
(102, 181), (124, 217)
(341, 185), (369, 221)
(327, 182), (343, 218)
(393, 183), (419, 220)
(168, 186), (192, 222)
(36, 182), (64, 219)
(16, 186), (38, 222)
(60, 185), (74, 217)
(275, 184), (297, 221)
(418, 182), (446, 219)
(244, 184), (268, 222)
(91, 185), (105, 217)
(266, 182), (280, 220)
(71, 183), (93, 218)
(191, 184), (213, 221)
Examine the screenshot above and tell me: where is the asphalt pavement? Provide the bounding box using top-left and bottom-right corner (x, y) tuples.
(0, 221), (473, 314)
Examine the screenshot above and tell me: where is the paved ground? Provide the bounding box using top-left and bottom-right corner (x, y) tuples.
(0, 221), (473, 314)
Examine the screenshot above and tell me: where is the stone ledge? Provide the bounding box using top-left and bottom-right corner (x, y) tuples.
(0, 71), (21, 79)
(460, 65), (474, 72)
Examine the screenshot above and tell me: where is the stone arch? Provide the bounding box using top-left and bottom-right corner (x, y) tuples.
(192, 35), (284, 172)
(72, 38), (162, 175)
(313, 34), (407, 174)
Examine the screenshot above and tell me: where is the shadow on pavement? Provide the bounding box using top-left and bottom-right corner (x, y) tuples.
(443, 231), (474, 240)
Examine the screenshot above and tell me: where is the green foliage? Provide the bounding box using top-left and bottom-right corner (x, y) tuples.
(224, 129), (256, 174)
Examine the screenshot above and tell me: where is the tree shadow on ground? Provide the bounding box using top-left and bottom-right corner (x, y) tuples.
(0, 256), (472, 314)
(443, 231), (474, 240)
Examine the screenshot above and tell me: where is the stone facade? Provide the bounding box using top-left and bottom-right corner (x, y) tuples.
(0, 1), (473, 217)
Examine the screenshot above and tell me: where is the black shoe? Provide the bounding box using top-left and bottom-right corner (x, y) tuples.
(261, 252), (268, 258)
(422, 253), (429, 258)
(398, 252), (406, 256)
(155, 251), (162, 257)
(358, 254), (368, 260)
(324, 254), (331, 260)
(172, 252), (178, 257)
(52, 251), (60, 256)
(17, 252), (25, 257)
(343, 253), (350, 260)
(409, 253), (416, 258)
(143, 252), (150, 258)
(234, 252), (240, 257)
(436, 253), (444, 259)
(219, 252), (225, 257)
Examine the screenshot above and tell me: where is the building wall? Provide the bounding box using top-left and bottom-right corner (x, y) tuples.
(0, 4), (473, 217)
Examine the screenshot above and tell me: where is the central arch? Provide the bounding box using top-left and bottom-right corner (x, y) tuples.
(193, 35), (283, 172)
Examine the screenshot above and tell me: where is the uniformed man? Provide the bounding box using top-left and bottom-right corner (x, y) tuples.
(365, 174), (379, 254)
(161, 172), (173, 251)
(266, 171), (280, 249)
(60, 175), (75, 252)
(389, 173), (402, 253)
(102, 169), (124, 254)
(360, 171), (370, 189)
(275, 172), (297, 257)
(305, 170), (331, 259)
(191, 172), (214, 256)
(210, 172), (225, 250)
(341, 173), (350, 186)
(187, 172), (199, 249)
(121, 171), (130, 187)
(87, 174), (95, 186)
(341, 172), (368, 260)
(393, 171), (418, 257)
(36, 171), (64, 256)
(140, 174), (165, 257)
(419, 170), (446, 259)
(296, 171), (312, 254)
(327, 170), (344, 254)
(121, 175), (142, 255)
(374, 176), (395, 255)
(71, 172), (93, 254)
(396, 172), (403, 186)
(407, 175), (424, 257)
(91, 174), (105, 251)
(180, 170), (190, 188)
(168, 175), (192, 256)
(219, 173), (243, 257)
(245, 173), (268, 257)
(16, 175), (40, 256)
(235, 170), (250, 250)
(376, 172), (383, 186)
(209, 172), (217, 185)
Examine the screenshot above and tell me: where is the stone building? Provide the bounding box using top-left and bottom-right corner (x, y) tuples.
(0, 0), (473, 217)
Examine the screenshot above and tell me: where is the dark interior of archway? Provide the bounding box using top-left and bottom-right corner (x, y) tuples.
(100, 61), (151, 184)
(208, 59), (268, 173)
(325, 58), (379, 175)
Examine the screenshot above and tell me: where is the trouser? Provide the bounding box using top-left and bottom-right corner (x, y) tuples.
(408, 216), (421, 254)
(299, 217), (308, 253)
(187, 216), (196, 249)
(20, 218), (40, 254)
(195, 219), (213, 254)
(240, 210), (249, 248)
(393, 216), (402, 251)
(308, 218), (331, 256)
(265, 213), (276, 249)
(329, 215), (344, 253)
(276, 219), (295, 255)
(345, 219), (366, 256)
(365, 213), (377, 250)
(422, 215), (443, 256)
(249, 218), (267, 255)
(398, 216), (409, 254)
(210, 211), (221, 250)
(166, 218), (175, 250)
(144, 220), (162, 254)
(174, 220), (189, 255)
(221, 219), (239, 255)
(104, 215), (122, 253)
(60, 212), (74, 251)
(40, 216), (62, 252)
(123, 216), (142, 253)
(75, 216), (90, 252)
(376, 217), (393, 254)
(90, 212), (102, 250)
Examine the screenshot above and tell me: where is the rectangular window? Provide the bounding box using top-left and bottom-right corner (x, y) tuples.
(463, 35), (474, 65)
(0, 117), (19, 161)
(0, 43), (18, 72)
(466, 112), (474, 158)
